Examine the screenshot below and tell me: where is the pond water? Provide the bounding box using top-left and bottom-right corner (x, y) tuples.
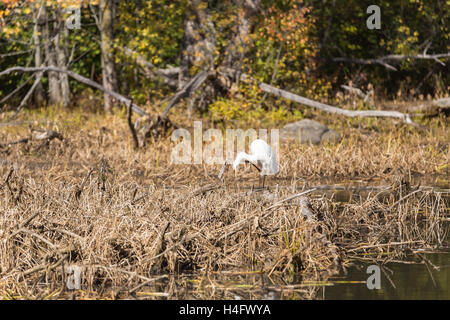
(324, 248), (450, 299)
(311, 176), (450, 300)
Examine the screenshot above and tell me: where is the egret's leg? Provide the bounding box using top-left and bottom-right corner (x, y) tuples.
(262, 175), (266, 189)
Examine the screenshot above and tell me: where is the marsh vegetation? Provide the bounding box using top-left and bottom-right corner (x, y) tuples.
(0, 0), (449, 299)
(0, 108), (448, 299)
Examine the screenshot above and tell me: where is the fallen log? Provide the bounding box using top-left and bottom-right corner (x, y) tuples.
(225, 70), (419, 126)
(0, 66), (149, 116)
(33, 129), (63, 141)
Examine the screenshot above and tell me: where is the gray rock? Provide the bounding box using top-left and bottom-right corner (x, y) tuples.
(321, 130), (342, 144)
(280, 119), (341, 145)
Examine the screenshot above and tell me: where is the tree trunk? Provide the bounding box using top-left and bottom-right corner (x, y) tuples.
(32, 5), (45, 107)
(99, 0), (118, 112)
(54, 7), (70, 108)
(42, 4), (62, 106)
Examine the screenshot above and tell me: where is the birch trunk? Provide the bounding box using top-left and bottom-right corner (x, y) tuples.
(99, 0), (118, 112)
(54, 7), (70, 107)
(32, 5), (45, 106)
(42, 4), (61, 106)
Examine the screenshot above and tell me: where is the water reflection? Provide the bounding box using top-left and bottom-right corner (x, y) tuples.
(324, 251), (450, 299)
(312, 177), (449, 299)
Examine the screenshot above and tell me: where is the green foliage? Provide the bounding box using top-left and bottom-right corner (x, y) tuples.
(116, 0), (186, 67)
(114, 0), (186, 104)
(248, 0), (326, 96)
(305, 0), (449, 97)
(209, 84), (304, 125)
(0, 0), (448, 113)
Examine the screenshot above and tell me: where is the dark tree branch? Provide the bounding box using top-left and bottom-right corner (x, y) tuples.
(0, 137), (30, 149)
(160, 70), (209, 119)
(0, 75), (34, 106)
(120, 47), (180, 87)
(12, 72), (43, 118)
(127, 99), (139, 149)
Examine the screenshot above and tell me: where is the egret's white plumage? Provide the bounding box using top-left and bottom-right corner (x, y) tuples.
(233, 139), (278, 177)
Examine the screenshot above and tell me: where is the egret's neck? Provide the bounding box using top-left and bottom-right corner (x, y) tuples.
(233, 152), (257, 169)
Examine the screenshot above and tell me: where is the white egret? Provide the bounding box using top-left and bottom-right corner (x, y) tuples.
(232, 139), (278, 188)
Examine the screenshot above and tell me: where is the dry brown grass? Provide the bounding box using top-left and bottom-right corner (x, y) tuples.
(0, 109), (448, 299)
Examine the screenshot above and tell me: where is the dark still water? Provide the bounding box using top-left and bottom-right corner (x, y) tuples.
(306, 177), (450, 300)
(323, 178), (449, 300)
(324, 251), (450, 299)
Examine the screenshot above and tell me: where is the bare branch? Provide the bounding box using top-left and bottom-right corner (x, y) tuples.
(0, 66), (149, 116)
(12, 72), (43, 117)
(161, 70), (209, 119)
(120, 47), (180, 86)
(332, 57), (397, 71)
(332, 52), (450, 70)
(0, 50), (33, 58)
(0, 75), (34, 105)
